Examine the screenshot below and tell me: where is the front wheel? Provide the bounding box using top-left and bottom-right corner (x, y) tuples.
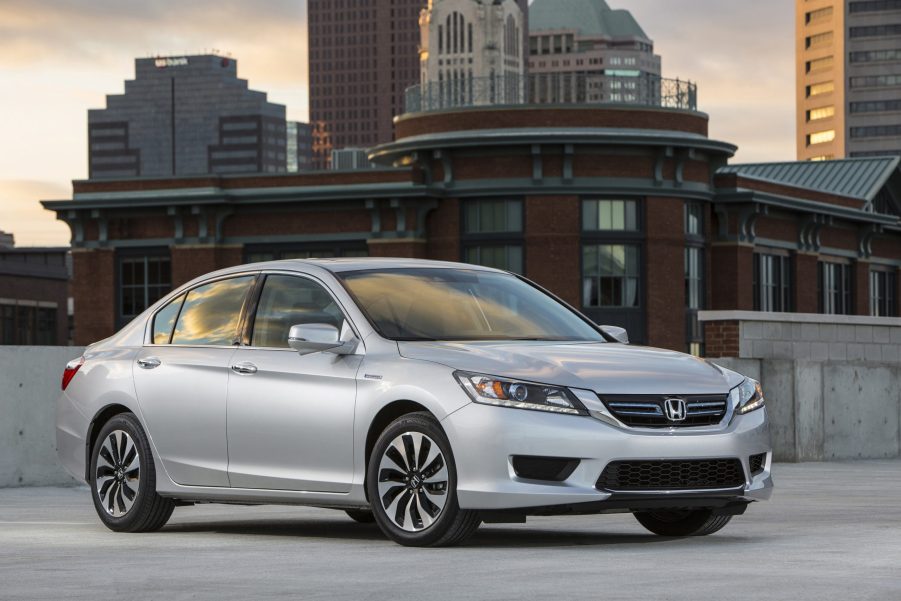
(634, 509), (732, 537)
(90, 413), (175, 532)
(366, 413), (480, 547)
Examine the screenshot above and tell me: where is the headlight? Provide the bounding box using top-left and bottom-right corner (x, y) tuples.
(454, 372), (587, 415)
(732, 378), (765, 415)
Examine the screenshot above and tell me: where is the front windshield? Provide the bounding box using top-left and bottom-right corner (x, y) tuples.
(338, 268), (606, 342)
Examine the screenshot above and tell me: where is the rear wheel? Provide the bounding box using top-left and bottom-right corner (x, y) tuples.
(634, 509), (732, 537)
(366, 413), (480, 547)
(90, 413), (175, 533)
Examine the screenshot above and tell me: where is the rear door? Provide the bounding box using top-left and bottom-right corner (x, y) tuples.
(133, 274), (257, 487)
(226, 273), (361, 492)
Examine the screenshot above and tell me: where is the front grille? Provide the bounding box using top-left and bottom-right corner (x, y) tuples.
(749, 453), (766, 475)
(602, 394), (728, 428)
(597, 459), (746, 491)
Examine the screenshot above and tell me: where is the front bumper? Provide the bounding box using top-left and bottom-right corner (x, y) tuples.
(442, 401), (773, 511)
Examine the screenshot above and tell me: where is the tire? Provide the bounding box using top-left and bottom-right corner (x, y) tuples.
(89, 413), (175, 533)
(633, 509), (732, 537)
(345, 509), (375, 523)
(366, 412), (480, 547)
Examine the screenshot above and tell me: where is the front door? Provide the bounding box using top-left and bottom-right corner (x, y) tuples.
(226, 274), (361, 492)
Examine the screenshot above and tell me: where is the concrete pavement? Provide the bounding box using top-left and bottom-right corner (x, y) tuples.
(1, 461), (900, 600)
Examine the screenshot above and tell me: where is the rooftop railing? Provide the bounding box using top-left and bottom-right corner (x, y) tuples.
(404, 73), (698, 114)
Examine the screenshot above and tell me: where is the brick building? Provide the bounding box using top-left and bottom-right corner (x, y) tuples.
(43, 80), (901, 351)
(0, 246), (70, 345)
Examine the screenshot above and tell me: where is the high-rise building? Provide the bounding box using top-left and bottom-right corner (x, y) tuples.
(287, 121), (314, 172)
(307, 0), (528, 169)
(528, 0), (661, 105)
(88, 55), (288, 179)
(796, 0), (901, 161)
(418, 0), (526, 106)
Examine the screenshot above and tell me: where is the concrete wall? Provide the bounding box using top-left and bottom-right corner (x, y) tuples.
(714, 357), (901, 462)
(1, 347), (84, 487)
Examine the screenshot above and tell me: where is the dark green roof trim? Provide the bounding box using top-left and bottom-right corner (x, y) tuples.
(370, 127), (736, 164)
(718, 156), (901, 202)
(716, 188), (899, 226)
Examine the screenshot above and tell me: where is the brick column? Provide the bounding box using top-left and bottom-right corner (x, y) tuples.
(710, 244), (754, 310)
(645, 197), (686, 351)
(793, 253), (819, 313)
(524, 195), (580, 307)
(703, 320), (740, 358)
(171, 245), (243, 287)
(71, 249), (115, 346)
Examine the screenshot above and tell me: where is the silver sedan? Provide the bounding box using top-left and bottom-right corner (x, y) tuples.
(57, 259), (772, 546)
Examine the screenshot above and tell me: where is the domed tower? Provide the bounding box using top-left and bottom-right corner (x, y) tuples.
(419, 0), (525, 107)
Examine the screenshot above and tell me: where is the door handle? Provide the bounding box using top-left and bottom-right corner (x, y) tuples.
(230, 362), (258, 375)
(137, 357), (161, 370)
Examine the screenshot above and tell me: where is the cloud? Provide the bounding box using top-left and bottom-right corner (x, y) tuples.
(0, 179), (72, 246)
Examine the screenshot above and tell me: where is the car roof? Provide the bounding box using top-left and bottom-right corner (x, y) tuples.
(241, 257), (505, 274)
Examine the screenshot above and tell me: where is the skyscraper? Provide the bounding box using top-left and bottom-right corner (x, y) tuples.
(88, 55), (289, 178)
(796, 0), (901, 161)
(418, 0), (526, 106)
(307, 0), (528, 168)
(528, 0), (661, 104)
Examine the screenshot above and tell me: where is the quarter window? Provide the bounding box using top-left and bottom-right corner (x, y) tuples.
(171, 276), (256, 346)
(152, 294), (185, 344)
(251, 275), (346, 348)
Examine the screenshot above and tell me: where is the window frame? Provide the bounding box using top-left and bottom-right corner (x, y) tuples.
(116, 247), (172, 330)
(753, 251), (793, 313)
(143, 271), (260, 348)
(869, 266), (898, 317)
(684, 202), (706, 355)
(579, 197), (646, 343)
(459, 198), (525, 274)
(817, 259), (853, 315)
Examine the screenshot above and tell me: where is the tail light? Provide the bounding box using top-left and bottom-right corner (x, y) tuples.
(62, 357), (85, 391)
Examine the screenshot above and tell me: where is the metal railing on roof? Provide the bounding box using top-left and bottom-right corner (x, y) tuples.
(404, 72), (698, 114)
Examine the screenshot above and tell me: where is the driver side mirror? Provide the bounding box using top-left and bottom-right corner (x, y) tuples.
(287, 323), (358, 356)
(599, 325), (629, 344)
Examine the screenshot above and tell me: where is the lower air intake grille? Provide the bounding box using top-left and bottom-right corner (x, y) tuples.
(749, 453), (766, 475)
(597, 459), (745, 491)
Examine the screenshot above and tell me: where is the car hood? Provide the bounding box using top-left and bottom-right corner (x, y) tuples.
(397, 341), (743, 395)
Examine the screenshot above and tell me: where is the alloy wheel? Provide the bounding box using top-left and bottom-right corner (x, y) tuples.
(377, 431), (448, 532)
(95, 430), (141, 517)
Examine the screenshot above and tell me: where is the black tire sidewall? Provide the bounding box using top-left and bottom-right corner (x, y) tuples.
(89, 413), (159, 532)
(366, 413), (463, 546)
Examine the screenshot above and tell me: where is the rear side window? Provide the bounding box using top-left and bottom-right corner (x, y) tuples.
(151, 294), (185, 344)
(171, 276), (255, 346)
(251, 275), (346, 348)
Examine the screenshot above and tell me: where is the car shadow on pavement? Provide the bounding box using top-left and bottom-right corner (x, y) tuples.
(161, 518), (749, 548)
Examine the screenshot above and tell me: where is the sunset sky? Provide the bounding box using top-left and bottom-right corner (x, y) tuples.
(0, 0), (795, 247)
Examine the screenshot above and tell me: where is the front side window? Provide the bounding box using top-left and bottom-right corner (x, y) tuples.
(251, 275), (346, 348)
(339, 268), (604, 342)
(119, 254), (171, 323)
(818, 261), (852, 315)
(171, 276), (256, 346)
(753, 253), (792, 312)
(582, 244), (640, 308)
(870, 268), (898, 317)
